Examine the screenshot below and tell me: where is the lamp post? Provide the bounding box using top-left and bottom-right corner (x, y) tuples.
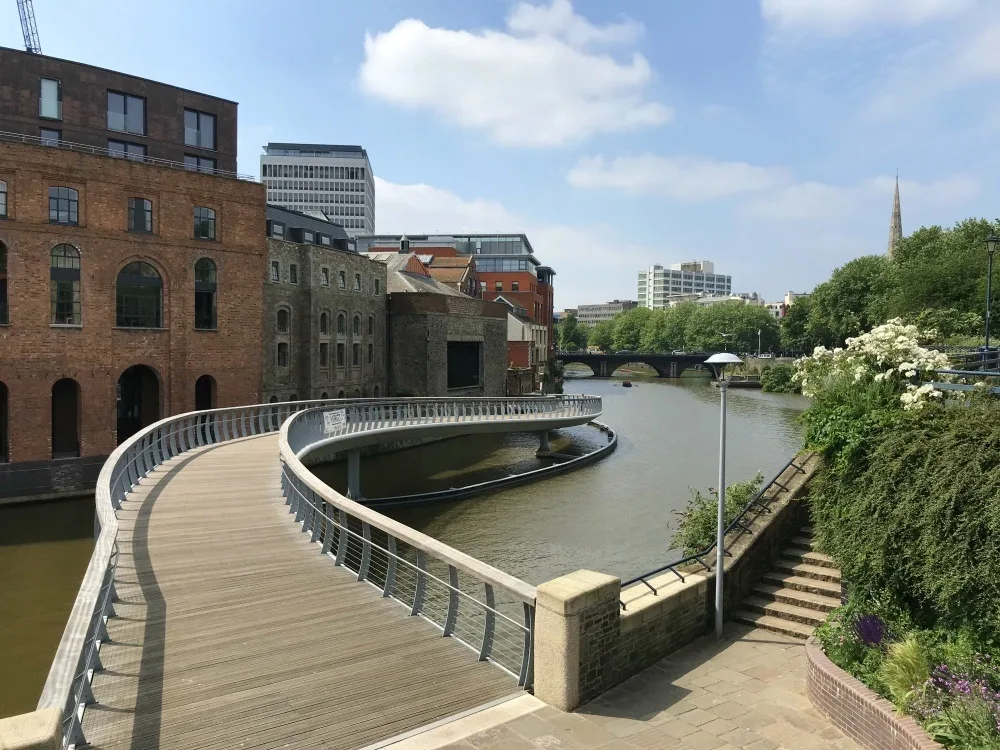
(757, 329), (762, 359)
(705, 352), (743, 638)
(986, 234), (999, 356)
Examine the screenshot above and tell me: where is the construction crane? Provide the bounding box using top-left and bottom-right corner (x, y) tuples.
(17, 0), (41, 54)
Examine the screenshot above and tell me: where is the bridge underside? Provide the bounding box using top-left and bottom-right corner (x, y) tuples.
(84, 434), (515, 750)
(560, 358), (697, 378)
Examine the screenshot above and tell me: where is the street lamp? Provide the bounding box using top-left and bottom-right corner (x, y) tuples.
(705, 352), (743, 638)
(986, 234), (999, 355)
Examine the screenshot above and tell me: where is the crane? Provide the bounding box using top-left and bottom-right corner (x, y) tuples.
(17, 0), (41, 54)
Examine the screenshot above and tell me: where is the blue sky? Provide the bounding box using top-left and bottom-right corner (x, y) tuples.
(6, 0), (1000, 308)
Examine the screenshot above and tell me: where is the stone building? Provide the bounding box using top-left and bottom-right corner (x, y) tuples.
(0, 139), (264, 500)
(264, 206), (387, 401)
(366, 253), (507, 397)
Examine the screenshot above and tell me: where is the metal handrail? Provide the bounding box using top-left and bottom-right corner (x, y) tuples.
(40, 394), (601, 748)
(619, 454), (808, 610)
(0, 129), (256, 181)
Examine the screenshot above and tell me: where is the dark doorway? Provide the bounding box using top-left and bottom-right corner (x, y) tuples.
(447, 341), (482, 389)
(117, 365), (160, 444)
(195, 375), (216, 411)
(51, 378), (81, 458)
(0, 381), (8, 462)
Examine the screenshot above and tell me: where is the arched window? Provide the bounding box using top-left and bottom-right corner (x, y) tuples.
(0, 242), (8, 325)
(51, 378), (80, 458)
(194, 258), (217, 330)
(268, 395), (278, 403)
(276, 308), (289, 333)
(337, 390), (345, 399)
(194, 374), (216, 410)
(51, 244), (81, 325)
(337, 312), (346, 335)
(277, 342), (289, 367)
(353, 388), (361, 398)
(320, 311), (329, 335)
(320, 391), (329, 399)
(353, 315), (361, 336)
(373, 385), (380, 398)
(0, 380), (8, 462)
(116, 261), (162, 328)
(49, 187), (79, 225)
(368, 316), (374, 336)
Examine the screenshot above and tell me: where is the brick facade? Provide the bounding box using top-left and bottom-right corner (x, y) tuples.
(0, 141), (264, 496)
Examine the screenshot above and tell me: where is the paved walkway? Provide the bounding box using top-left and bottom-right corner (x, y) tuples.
(84, 435), (516, 750)
(427, 624), (857, 750)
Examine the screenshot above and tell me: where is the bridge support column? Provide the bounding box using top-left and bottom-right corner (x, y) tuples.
(347, 448), (361, 500)
(534, 569), (621, 711)
(599, 361), (608, 378)
(670, 361), (679, 378)
(536, 430), (551, 457)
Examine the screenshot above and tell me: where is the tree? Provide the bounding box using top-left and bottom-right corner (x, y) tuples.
(611, 307), (652, 351)
(588, 319), (614, 352)
(684, 302), (781, 354)
(780, 296), (814, 353)
(640, 309), (671, 352)
(806, 255), (894, 347)
(556, 314), (588, 351)
(665, 302), (698, 351)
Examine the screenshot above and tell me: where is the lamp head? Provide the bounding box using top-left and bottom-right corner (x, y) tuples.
(705, 352), (743, 380)
(987, 233), (1000, 256)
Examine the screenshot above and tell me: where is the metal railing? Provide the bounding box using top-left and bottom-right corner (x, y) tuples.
(943, 348), (1000, 372)
(40, 395), (601, 749)
(619, 454), (808, 610)
(0, 129), (256, 181)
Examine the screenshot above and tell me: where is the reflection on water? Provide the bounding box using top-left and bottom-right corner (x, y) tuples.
(382, 376), (808, 586)
(0, 496), (94, 717)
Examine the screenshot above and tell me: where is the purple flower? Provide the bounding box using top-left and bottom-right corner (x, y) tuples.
(854, 615), (887, 647)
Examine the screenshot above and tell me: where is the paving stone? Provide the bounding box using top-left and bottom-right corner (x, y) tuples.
(717, 726), (765, 748)
(680, 729), (727, 750)
(678, 708), (719, 727)
(507, 714), (559, 741)
(700, 717), (739, 737)
(754, 721), (803, 745)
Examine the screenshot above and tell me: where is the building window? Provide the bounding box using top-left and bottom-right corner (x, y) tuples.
(303, 231), (314, 243)
(321, 268), (329, 286)
(0, 181), (7, 219)
(109, 140), (146, 161)
(277, 342), (288, 367)
(320, 312), (329, 334)
(39, 128), (60, 146)
(319, 342), (329, 367)
(494, 281), (502, 292)
(336, 342), (345, 367)
(368, 343), (373, 364)
(194, 258), (217, 330)
(50, 244), (81, 325)
(352, 315), (361, 336)
(375, 279), (380, 295)
(107, 91), (145, 135)
(447, 342), (481, 389)
(289, 264), (298, 284)
(128, 197), (152, 233)
(270, 261), (280, 282)
(276, 308), (289, 333)
(512, 281), (519, 292)
(368, 316), (374, 336)
(51, 378), (80, 458)
(354, 273), (361, 291)
(49, 187), (78, 225)
(194, 207), (216, 240)
(40, 78), (61, 120)
(338, 271), (346, 289)
(352, 343), (361, 366)
(0, 243), (6, 324)
(184, 109), (216, 150)
(116, 261), (162, 328)
(184, 155), (216, 173)
(337, 313), (345, 335)
(270, 221), (284, 239)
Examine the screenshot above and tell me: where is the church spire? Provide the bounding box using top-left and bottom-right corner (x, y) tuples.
(888, 173), (902, 259)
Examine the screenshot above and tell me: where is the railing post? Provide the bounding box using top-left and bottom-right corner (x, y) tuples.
(382, 537), (397, 597)
(335, 508), (349, 565)
(294, 479), (307, 526)
(443, 565), (459, 636)
(309, 491), (321, 543)
(479, 584), (495, 661)
(358, 523), (371, 581)
(519, 603), (535, 688)
(411, 550), (427, 616)
(321, 501), (334, 555)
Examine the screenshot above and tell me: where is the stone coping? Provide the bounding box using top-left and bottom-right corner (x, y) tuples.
(805, 636), (943, 750)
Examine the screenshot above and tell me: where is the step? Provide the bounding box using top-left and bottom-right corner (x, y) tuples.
(800, 525), (815, 536)
(780, 548), (839, 570)
(730, 610), (812, 640)
(772, 558), (842, 583)
(787, 536), (817, 551)
(761, 571), (843, 598)
(742, 596), (828, 626)
(752, 583), (840, 613)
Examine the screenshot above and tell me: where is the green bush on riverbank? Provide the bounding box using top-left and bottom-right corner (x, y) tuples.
(759, 363), (799, 393)
(671, 472), (763, 555)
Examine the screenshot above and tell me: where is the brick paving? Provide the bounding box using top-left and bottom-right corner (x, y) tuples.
(441, 623), (858, 750)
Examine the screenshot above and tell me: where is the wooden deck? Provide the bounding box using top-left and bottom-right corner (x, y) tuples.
(84, 435), (516, 750)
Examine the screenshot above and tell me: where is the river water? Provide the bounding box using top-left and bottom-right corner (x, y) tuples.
(0, 374), (807, 717)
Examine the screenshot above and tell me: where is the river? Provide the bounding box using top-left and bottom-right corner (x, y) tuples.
(0, 374), (807, 717)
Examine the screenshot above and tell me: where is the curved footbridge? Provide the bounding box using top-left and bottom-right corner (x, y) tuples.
(39, 396), (601, 750)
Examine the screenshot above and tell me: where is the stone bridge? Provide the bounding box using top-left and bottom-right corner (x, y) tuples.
(555, 351), (717, 378)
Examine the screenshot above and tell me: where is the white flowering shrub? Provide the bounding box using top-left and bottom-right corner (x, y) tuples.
(794, 319), (951, 410)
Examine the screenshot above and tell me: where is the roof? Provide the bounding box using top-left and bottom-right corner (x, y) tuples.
(425, 256), (473, 268)
(266, 205), (352, 241)
(264, 143), (369, 159)
(426, 267), (470, 284)
(365, 253), (468, 297)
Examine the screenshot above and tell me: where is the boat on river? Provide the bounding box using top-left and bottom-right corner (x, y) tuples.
(622, 380), (633, 388)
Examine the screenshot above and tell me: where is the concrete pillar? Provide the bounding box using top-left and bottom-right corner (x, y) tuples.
(347, 448), (361, 500)
(0, 709), (61, 750)
(537, 430), (550, 456)
(533, 570), (621, 711)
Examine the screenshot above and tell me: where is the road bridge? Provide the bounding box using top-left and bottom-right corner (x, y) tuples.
(34, 396), (601, 749)
(555, 351), (717, 378)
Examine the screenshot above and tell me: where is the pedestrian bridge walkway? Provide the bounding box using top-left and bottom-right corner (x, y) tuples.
(36, 396), (601, 749)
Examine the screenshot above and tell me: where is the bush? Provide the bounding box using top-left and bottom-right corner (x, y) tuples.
(881, 635), (930, 712)
(760, 363), (799, 393)
(671, 472), (763, 555)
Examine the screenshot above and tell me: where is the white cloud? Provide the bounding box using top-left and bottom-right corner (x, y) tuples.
(506, 0), (642, 47)
(374, 177), (519, 234)
(357, 2), (670, 147)
(760, 0), (970, 35)
(567, 154), (792, 201)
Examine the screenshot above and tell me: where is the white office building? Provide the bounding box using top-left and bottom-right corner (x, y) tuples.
(260, 143), (374, 237)
(637, 261), (732, 309)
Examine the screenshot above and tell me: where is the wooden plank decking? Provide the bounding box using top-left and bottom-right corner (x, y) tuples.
(84, 434), (516, 749)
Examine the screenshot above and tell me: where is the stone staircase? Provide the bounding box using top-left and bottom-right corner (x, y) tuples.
(732, 525), (842, 639)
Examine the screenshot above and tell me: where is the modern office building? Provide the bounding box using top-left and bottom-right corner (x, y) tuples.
(637, 261), (732, 309)
(0, 46), (237, 173)
(260, 143), (374, 236)
(576, 300), (637, 326)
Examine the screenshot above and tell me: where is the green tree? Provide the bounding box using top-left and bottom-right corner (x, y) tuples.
(588, 319), (614, 352)
(806, 255), (894, 347)
(556, 314), (589, 351)
(611, 306), (652, 351)
(780, 296), (815, 353)
(640, 309), (671, 351)
(665, 302), (697, 351)
(684, 302), (781, 353)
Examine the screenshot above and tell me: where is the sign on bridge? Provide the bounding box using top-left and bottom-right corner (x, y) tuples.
(322, 409), (347, 434)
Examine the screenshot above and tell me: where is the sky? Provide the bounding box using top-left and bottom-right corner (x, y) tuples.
(6, 0), (1000, 308)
